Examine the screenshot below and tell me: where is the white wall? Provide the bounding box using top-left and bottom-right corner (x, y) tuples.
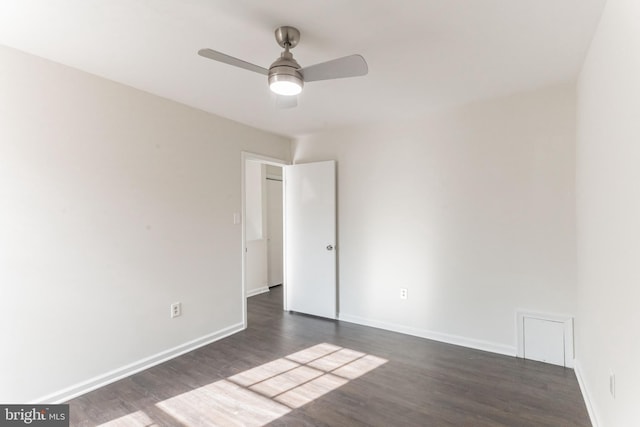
(576, 0), (640, 425)
(245, 238), (268, 296)
(245, 161), (265, 241)
(293, 84), (576, 354)
(244, 161), (268, 296)
(0, 45), (290, 403)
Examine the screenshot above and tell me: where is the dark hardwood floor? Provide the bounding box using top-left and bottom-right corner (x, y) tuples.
(68, 286), (591, 426)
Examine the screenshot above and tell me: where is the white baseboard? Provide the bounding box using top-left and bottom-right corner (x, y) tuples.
(574, 359), (600, 427)
(33, 322), (245, 404)
(246, 286), (270, 298)
(338, 313), (516, 357)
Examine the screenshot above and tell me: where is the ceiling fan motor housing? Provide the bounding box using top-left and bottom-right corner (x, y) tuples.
(274, 26), (300, 49)
(268, 51), (304, 95)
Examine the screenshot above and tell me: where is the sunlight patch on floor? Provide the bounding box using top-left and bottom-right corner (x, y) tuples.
(286, 342), (341, 364)
(274, 372), (348, 409)
(98, 410), (157, 426)
(156, 379), (289, 427)
(249, 365), (324, 398)
(228, 358), (300, 388)
(153, 343), (387, 427)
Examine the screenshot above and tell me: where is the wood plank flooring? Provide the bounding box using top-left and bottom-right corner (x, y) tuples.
(68, 286), (591, 426)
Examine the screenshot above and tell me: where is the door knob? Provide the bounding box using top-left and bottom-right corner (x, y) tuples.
(326, 245), (334, 251)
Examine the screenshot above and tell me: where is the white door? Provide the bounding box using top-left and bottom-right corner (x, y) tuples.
(284, 160), (336, 319)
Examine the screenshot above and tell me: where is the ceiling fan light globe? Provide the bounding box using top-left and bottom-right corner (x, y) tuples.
(268, 72), (303, 96)
(270, 80), (302, 96)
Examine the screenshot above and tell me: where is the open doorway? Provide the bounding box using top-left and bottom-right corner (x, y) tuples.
(241, 153), (287, 327)
(265, 167), (284, 290)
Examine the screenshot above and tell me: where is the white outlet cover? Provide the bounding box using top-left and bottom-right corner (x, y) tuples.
(171, 302), (181, 318)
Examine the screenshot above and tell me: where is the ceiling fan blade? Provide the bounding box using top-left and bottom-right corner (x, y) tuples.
(198, 48), (268, 76)
(275, 94), (298, 109)
(300, 54), (368, 82)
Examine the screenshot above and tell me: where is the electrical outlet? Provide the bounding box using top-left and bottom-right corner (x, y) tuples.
(610, 372), (615, 398)
(171, 302), (182, 318)
(400, 288), (408, 300)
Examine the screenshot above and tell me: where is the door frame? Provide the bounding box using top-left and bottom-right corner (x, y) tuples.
(241, 152), (289, 328)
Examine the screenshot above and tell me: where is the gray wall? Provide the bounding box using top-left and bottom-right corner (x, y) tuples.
(293, 83), (577, 355)
(0, 45), (290, 402)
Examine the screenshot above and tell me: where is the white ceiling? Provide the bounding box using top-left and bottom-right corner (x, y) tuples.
(0, 0), (606, 138)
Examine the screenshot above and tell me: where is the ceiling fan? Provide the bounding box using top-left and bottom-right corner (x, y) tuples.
(198, 26), (368, 106)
